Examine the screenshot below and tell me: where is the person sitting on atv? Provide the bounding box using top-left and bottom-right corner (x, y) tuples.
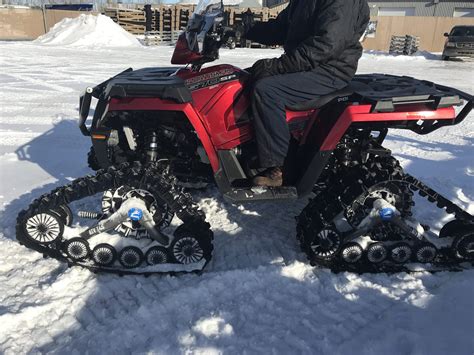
(246, 0), (370, 187)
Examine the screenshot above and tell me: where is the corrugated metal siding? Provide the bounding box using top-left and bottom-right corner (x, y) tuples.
(368, 2), (434, 16)
(433, 2), (474, 17)
(368, 1), (474, 17)
(265, 0), (285, 8)
(265, 0), (474, 17)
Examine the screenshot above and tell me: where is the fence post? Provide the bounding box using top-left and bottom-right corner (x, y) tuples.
(144, 4), (152, 32)
(41, 4), (47, 34)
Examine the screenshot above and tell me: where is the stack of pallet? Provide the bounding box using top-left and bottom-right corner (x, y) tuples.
(389, 35), (420, 55)
(104, 7), (146, 34)
(103, 8), (119, 23)
(117, 9), (146, 34)
(103, 5), (283, 44)
(227, 7), (278, 26)
(175, 5), (195, 31)
(404, 35), (420, 55)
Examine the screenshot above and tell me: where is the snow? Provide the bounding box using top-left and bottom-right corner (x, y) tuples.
(34, 14), (141, 48)
(0, 42), (473, 354)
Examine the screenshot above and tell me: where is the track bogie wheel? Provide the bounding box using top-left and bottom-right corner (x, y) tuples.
(390, 242), (412, 264)
(366, 242), (388, 264)
(145, 246), (169, 265)
(64, 237), (90, 261)
(341, 242), (364, 264)
(119, 246), (144, 269)
(414, 243), (437, 263)
(92, 243), (117, 266)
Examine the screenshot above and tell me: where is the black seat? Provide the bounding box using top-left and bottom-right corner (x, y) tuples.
(286, 86), (354, 111)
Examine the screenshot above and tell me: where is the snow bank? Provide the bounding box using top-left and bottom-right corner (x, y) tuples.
(34, 14), (141, 48)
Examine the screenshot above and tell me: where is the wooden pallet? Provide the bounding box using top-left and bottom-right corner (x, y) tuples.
(103, 5), (284, 39)
(120, 23), (146, 35)
(142, 31), (181, 46)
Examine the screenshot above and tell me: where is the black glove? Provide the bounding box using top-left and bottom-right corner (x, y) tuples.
(249, 58), (283, 81)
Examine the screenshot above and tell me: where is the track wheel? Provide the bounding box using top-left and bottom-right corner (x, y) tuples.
(341, 242), (363, 264)
(171, 235), (204, 264)
(414, 243), (437, 263)
(119, 246), (144, 269)
(92, 244), (117, 266)
(453, 232), (474, 260)
(390, 242), (412, 264)
(145, 246), (169, 265)
(439, 220), (472, 238)
(309, 226), (342, 263)
(366, 242), (388, 264)
(24, 212), (64, 245)
(50, 205), (73, 226)
(170, 223), (211, 264)
(64, 238), (90, 261)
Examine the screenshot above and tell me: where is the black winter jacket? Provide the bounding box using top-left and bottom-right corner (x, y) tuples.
(246, 0), (370, 81)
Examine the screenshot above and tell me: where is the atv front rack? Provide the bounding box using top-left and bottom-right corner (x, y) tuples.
(78, 67), (191, 137)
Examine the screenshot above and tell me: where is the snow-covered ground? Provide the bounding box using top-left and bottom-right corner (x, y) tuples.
(0, 42), (473, 354)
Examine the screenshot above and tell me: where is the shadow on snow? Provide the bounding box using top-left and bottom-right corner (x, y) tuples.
(1, 120), (473, 354)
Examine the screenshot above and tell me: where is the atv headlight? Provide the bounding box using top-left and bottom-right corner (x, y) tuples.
(446, 42), (456, 48)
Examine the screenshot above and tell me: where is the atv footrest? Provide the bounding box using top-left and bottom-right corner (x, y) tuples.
(224, 186), (298, 203)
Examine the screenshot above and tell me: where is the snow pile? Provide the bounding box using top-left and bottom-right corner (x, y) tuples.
(34, 14), (141, 48)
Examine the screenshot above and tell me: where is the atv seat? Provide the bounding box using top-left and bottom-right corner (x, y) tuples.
(287, 86), (354, 111)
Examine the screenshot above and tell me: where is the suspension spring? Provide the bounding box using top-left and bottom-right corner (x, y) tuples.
(145, 131), (159, 163)
(78, 211), (101, 219)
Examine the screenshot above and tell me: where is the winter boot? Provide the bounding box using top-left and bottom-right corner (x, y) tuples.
(252, 167), (283, 187)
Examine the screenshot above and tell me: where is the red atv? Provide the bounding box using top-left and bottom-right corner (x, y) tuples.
(17, 0), (473, 275)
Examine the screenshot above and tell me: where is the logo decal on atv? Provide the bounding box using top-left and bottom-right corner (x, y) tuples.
(128, 208), (143, 221)
(185, 69), (238, 90)
(379, 208), (395, 221)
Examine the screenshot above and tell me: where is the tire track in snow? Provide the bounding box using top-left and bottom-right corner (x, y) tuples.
(3, 72), (75, 93)
(0, 131), (85, 148)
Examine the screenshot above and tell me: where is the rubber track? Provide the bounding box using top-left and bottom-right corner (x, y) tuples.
(16, 162), (214, 276)
(297, 156), (474, 274)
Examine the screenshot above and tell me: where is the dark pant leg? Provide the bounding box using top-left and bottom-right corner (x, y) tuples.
(251, 70), (347, 168)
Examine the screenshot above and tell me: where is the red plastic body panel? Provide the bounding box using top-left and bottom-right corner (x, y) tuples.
(106, 65), (251, 172)
(316, 105), (456, 151)
(106, 64), (457, 174)
(108, 98), (220, 171)
(178, 65), (253, 149)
